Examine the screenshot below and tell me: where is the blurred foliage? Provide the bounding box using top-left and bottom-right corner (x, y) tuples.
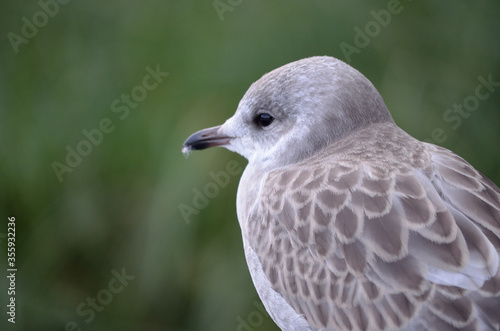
(0, 0), (499, 330)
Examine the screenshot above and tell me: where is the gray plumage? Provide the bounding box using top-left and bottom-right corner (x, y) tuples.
(182, 56), (500, 331)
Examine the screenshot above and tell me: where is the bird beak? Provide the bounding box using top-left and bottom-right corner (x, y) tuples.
(182, 125), (232, 153)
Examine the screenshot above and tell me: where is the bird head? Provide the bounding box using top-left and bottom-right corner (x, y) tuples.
(182, 56), (393, 170)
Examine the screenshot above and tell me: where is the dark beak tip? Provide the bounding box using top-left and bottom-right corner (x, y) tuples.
(181, 125), (230, 154)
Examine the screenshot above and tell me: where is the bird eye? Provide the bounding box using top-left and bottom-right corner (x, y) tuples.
(256, 113), (274, 127)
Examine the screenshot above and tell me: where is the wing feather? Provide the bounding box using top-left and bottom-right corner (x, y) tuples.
(247, 143), (500, 330)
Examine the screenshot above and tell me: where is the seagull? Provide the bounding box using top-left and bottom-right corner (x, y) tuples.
(182, 56), (500, 331)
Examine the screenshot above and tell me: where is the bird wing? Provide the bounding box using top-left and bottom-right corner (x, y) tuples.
(247, 144), (500, 331)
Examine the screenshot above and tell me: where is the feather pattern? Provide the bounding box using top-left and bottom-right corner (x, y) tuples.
(246, 123), (500, 331)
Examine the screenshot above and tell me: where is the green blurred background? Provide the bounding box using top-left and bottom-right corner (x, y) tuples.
(1, 1), (499, 330)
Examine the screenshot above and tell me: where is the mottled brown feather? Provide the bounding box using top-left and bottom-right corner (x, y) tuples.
(246, 123), (500, 330)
